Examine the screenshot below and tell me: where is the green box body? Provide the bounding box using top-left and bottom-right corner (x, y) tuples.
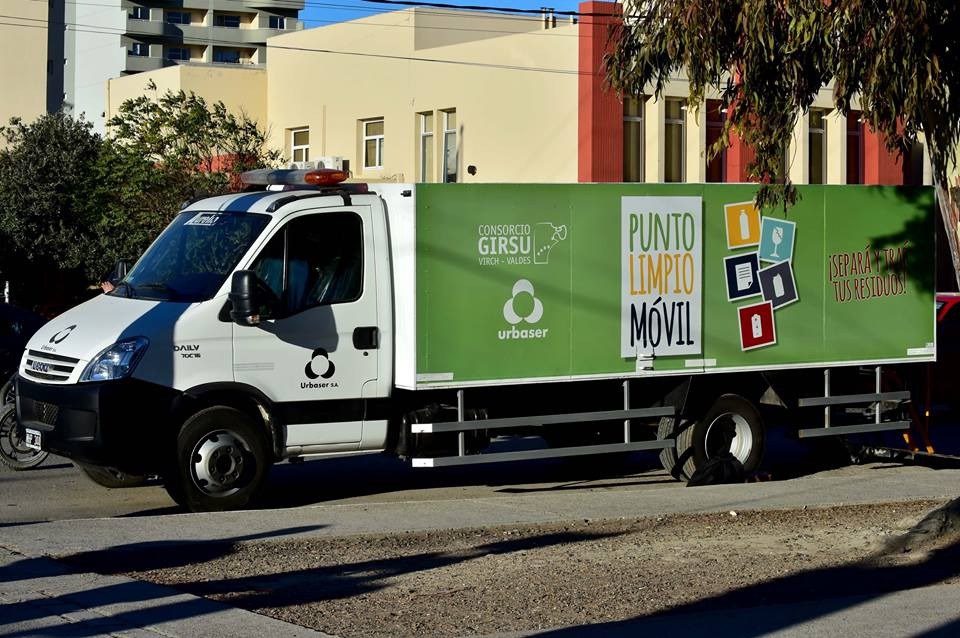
(412, 184), (935, 388)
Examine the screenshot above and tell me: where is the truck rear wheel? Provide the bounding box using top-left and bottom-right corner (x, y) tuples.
(656, 416), (691, 480)
(667, 394), (765, 481)
(164, 406), (270, 512)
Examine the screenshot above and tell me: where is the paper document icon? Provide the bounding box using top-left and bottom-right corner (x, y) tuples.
(735, 263), (754, 291)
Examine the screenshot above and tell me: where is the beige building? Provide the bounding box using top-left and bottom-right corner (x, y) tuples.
(66, 0), (302, 132)
(106, 65), (267, 125)
(266, 8), (579, 183)
(103, 1), (929, 188)
(0, 0), (59, 132)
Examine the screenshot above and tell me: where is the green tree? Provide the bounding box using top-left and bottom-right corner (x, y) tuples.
(605, 0), (958, 207)
(0, 91), (280, 311)
(0, 113), (103, 310)
(108, 84), (281, 193)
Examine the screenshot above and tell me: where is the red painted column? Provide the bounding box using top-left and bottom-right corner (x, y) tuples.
(862, 126), (904, 185)
(578, 1), (623, 182)
(725, 134), (755, 183)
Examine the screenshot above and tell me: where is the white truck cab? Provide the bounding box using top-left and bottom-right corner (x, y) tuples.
(17, 170), (404, 510)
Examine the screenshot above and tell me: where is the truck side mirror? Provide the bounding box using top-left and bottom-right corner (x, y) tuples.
(114, 259), (132, 281)
(229, 271), (278, 326)
(105, 259), (133, 287)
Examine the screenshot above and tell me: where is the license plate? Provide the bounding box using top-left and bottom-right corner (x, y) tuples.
(24, 429), (41, 450)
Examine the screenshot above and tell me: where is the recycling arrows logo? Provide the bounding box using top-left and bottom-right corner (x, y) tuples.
(503, 279), (544, 325)
(305, 348), (336, 379)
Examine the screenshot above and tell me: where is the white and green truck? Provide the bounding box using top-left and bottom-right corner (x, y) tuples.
(16, 171), (936, 511)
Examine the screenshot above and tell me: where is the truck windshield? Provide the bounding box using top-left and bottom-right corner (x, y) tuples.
(112, 211), (270, 303)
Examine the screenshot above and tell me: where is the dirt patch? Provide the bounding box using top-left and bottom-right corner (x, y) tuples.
(101, 500), (959, 637)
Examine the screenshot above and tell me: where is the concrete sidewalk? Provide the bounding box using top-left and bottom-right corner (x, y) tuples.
(2, 464), (957, 558)
(0, 548), (329, 637)
(2, 464), (958, 637)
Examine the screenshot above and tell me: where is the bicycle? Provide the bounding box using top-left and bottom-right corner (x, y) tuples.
(0, 374), (48, 470)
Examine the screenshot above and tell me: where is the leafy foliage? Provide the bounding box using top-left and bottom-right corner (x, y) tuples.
(108, 83), (281, 191)
(0, 114), (103, 310)
(605, 0), (959, 208)
(0, 90), (280, 312)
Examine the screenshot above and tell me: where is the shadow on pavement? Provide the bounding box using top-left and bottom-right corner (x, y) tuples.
(136, 529), (625, 609)
(0, 525), (327, 637)
(537, 503), (960, 637)
(0, 527), (620, 637)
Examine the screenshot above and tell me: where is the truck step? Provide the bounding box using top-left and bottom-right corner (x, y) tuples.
(411, 439), (675, 468)
(797, 421), (911, 439)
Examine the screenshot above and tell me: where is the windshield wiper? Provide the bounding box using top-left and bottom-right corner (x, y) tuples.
(136, 283), (181, 300)
(113, 282), (136, 298)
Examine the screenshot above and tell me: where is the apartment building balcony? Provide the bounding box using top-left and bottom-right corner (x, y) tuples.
(124, 54), (166, 73)
(126, 17), (303, 43)
(180, 0), (304, 11)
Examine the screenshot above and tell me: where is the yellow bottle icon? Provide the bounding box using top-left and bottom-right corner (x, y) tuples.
(739, 210), (750, 241)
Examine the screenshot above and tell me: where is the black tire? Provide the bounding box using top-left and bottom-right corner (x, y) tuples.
(1, 376), (14, 406)
(672, 394), (765, 481)
(0, 403), (48, 470)
(656, 416), (694, 480)
(77, 463), (148, 488)
(164, 406), (270, 512)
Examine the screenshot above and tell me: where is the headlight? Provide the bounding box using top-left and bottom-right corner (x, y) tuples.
(80, 337), (149, 382)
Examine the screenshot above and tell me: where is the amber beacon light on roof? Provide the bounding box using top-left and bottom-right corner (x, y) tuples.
(241, 168), (351, 188)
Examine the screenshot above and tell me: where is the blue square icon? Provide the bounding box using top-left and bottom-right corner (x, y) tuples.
(724, 252), (761, 301)
(758, 217), (796, 263)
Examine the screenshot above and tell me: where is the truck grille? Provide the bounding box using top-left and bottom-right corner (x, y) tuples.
(21, 350), (81, 383)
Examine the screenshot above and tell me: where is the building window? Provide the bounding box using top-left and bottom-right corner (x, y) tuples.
(214, 14), (241, 28)
(291, 128), (309, 163)
(664, 98), (686, 183)
(363, 119), (384, 169)
(623, 96), (644, 182)
(808, 109), (827, 184)
(846, 111), (863, 184)
(268, 15), (286, 29)
(419, 112), (434, 183)
(165, 11), (191, 25)
(166, 47), (190, 61)
(214, 49), (241, 64)
(442, 110), (457, 183)
(129, 6), (149, 20)
(129, 42), (148, 57)
(705, 99), (726, 182)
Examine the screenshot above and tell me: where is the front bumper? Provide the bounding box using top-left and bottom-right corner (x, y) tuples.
(15, 376), (179, 474)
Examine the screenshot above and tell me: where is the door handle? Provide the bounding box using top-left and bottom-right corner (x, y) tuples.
(353, 326), (380, 350)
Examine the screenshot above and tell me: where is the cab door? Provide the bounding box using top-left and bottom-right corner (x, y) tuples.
(232, 206), (379, 449)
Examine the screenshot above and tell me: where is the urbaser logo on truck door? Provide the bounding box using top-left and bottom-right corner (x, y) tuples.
(302, 348), (339, 389)
(499, 279), (549, 341)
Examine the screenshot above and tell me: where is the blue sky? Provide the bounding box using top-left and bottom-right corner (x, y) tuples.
(300, 1), (582, 29)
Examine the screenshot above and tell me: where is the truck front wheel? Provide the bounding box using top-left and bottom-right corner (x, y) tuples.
(662, 394), (765, 481)
(164, 406), (270, 512)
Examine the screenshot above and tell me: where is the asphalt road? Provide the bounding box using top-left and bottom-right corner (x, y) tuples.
(0, 426), (853, 522)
